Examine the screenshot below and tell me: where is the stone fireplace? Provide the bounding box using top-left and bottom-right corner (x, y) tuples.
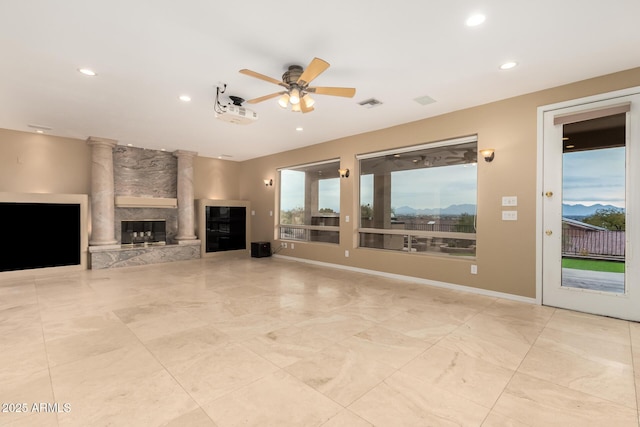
(87, 143), (200, 269)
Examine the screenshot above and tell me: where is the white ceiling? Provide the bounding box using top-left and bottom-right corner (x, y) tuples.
(2, 1), (639, 161)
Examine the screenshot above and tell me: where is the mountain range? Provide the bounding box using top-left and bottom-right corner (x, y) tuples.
(393, 203), (623, 217)
(562, 203), (623, 217)
(394, 204), (476, 216)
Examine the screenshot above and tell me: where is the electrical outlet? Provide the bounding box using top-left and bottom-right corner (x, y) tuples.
(251, 210), (255, 216)
(281, 242), (287, 249)
(470, 264), (478, 274)
(269, 210), (273, 217)
(345, 215), (350, 223)
(291, 243), (294, 249)
(345, 250), (350, 257)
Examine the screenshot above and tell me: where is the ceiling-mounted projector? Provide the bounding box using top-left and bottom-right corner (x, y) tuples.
(214, 89), (258, 125)
(215, 104), (258, 125)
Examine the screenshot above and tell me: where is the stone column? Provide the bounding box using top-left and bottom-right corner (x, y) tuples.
(173, 150), (198, 241)
(87, 137), (118, 246)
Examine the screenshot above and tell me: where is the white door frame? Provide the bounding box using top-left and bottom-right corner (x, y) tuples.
(536, 85), (640, 318)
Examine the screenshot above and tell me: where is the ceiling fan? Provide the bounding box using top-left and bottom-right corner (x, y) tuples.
(239, 57), (356, 113)
(446, 148), (477, 164)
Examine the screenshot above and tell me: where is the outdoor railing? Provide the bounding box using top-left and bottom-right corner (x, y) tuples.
(562, 229), (625, 259)
(279, 225), (339, 244)
(401, 222), (476, 233)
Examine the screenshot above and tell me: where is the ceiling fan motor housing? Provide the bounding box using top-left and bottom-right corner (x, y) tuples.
(282, 65), (303, 85)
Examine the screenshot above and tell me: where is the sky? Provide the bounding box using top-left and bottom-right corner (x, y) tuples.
(562, 147), (625, 208)
(280, 163), (478, 212)
(361, 164), (478, 210)
(280, 170), (341, 212)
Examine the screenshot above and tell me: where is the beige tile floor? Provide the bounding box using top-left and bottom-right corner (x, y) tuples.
(0, 256), (639, 426)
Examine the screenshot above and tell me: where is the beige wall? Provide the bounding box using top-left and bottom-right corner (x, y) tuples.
(0, 128), (92, 194)
(240, 67), (640, 299)
(194, 156), (241, 201)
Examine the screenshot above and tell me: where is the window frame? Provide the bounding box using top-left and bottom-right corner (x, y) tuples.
(356, 135), (478, 257)
(277, 158), (342, 244)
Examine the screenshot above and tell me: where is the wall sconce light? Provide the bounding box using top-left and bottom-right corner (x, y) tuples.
(338, 168), (350, 178)
(263, 179), (273, 186)
(480, 149), (495, 162)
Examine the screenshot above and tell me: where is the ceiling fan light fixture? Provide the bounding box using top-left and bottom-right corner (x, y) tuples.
(302, 94), (315, 108)
(278, 93), (290, 108)
(289, 88), (300, 105)
(291, 103), (301, 112)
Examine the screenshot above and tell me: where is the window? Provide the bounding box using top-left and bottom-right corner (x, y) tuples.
(279, 159), (341, 243)
(358, 136), (477, 256)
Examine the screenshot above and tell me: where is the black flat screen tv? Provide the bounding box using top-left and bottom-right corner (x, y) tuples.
(1, 202), (81, 272)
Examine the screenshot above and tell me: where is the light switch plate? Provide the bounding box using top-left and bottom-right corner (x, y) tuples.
(502, 196), (518, 206)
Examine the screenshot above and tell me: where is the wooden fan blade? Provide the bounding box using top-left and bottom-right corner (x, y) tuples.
(240, 69), (288, 88)
(307, 87), (356, 98)
(247, 91), (286, 104)
(297, 57), (330, 86)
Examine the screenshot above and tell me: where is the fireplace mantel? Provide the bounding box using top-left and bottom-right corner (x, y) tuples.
(115, 196), (177, 208)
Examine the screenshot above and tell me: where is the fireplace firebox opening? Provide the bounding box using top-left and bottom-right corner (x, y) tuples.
(121, 220), (166, 245)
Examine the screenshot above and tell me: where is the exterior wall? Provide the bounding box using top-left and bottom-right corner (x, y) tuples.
(240, 67), (640, 299)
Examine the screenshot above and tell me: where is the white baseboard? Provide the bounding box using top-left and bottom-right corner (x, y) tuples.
(273, 254), (537, 305)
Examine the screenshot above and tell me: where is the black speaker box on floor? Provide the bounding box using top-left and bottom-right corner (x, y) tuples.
(251, 241), (271, 258)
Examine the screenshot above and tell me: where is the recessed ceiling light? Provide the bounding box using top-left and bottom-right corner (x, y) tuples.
(466, 14), (486, 27)
(296, 127), (303, 132)
(78, 68), (97, 76)
(36, 130), (44, 134)
(179, 95), (191, 102)
(500, 61), (518, 70)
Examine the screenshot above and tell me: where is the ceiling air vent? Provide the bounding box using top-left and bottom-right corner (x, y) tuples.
(413, 95), (437, 106)
(358, 98), (383, 109)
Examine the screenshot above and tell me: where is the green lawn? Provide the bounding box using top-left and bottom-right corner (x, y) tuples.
(562, 257), (625, 273)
